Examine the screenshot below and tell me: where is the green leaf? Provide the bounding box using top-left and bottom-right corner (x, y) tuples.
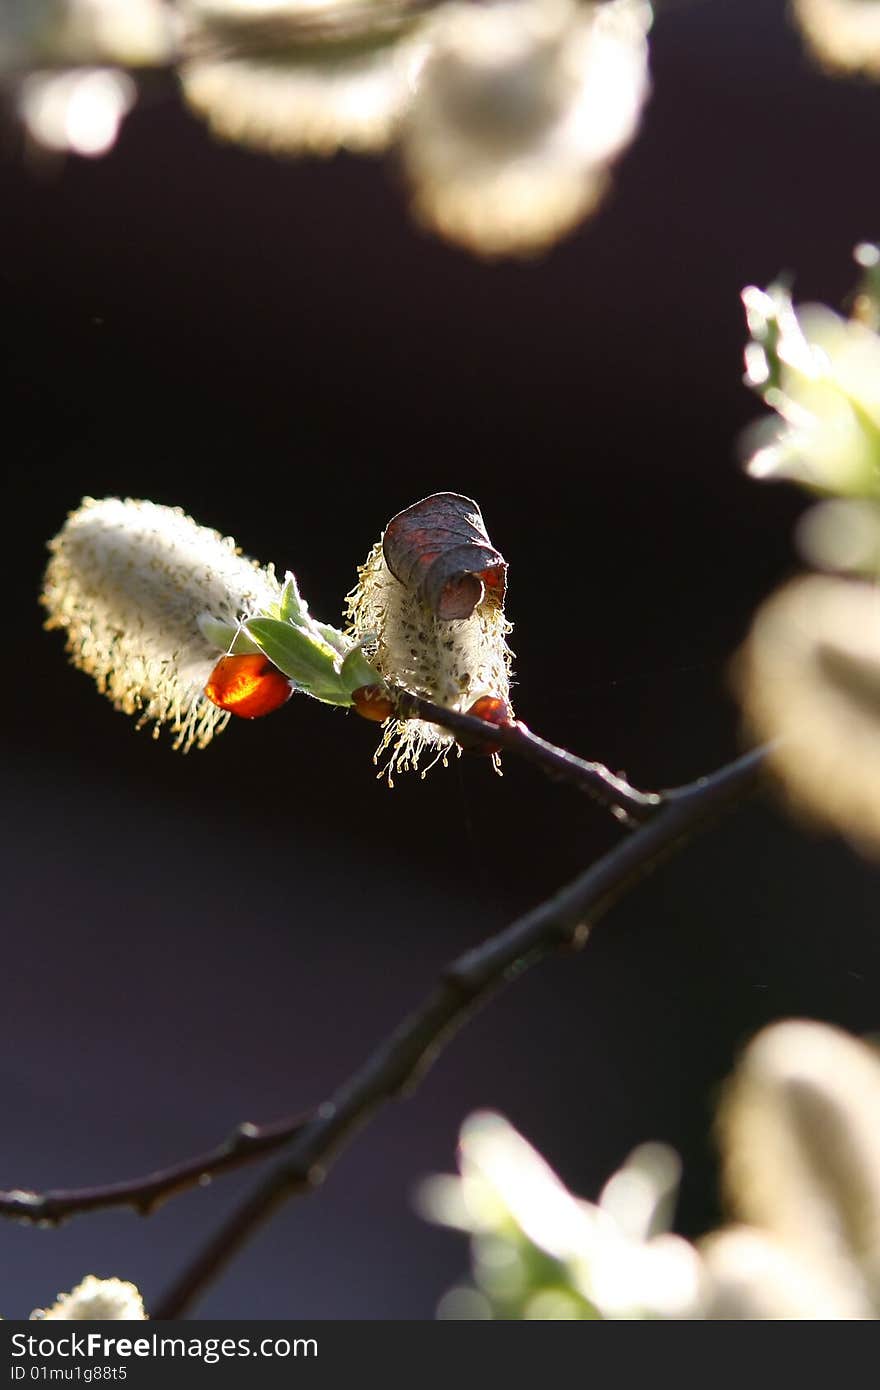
(273, 576), (352, 658)
(245, 617), (349, 704)
(228, 627), (263, 655)
(315, 622), (351, 657)
(197, 614), (261, 655)
(340, 643), (383, 693)
(276, 571), (309, 625)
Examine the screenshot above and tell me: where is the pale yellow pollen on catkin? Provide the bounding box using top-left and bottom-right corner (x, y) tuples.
(345, 539), (514, 782)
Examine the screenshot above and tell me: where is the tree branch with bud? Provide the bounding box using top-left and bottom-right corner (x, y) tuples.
(151, 740), (766, 1318)
(26, 484), (775, 1318)
(0, 738), (765, 1320)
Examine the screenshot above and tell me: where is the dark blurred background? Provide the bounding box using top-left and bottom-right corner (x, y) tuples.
(2, 0), (880, 1320)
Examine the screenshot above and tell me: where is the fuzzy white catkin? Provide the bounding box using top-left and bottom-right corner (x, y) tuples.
(793, 0), (880, 77)
(31, 1275), (147, 1320)
(179, 0), (426, 158)
(699, 1227), (869, 1320)
(400, 0), (651, 257)
(345, 540), (513, 781)
(718, 1019), (880, 1311)
(735, 574), (880, 856)
(41, 496), (281, 750)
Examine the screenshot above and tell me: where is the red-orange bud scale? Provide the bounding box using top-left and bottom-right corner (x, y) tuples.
(204, 653), (293, 719)
(461, 694), (514, 755)
(479, 565), (506, 597)
(351, 685), (395, 722)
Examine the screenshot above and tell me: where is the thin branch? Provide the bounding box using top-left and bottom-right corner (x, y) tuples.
(152, 742), (768, 1319)
(0, 1114), (306, 1225)
(393, 690), (662, 825)
(0, 713), (674, 1227)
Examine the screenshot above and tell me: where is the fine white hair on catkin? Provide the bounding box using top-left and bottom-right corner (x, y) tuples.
(345, 540), (514, 781)
(41, 496), (281, 750)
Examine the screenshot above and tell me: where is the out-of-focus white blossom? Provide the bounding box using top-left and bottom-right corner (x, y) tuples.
(400, 0), (651, 258)
(0, 0), (178, 70)
(417, 1112), (704, 1319)
(3, 1), (177, 156)
(742, 282), (880, 497)
(698, 1019), (880, 1318)
(18, 67), (135, 156)
(180, 0), (426, 156)
(58, 0), (178, 65)
(718, 1019), (880, 1313)
(700, 1226), (869, 1319)
(795, 496), (880, 575)
(41, 496), (282, 750)
(734, 573), (880, 856)
(31, 1276), (147, 1320)
(739, 263), (880, 855)
(421, 1020), (880, 1320)
(792, 0), (880, 77)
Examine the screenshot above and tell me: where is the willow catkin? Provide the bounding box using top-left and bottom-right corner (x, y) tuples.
(41, 496), (281, 750)
(345, 539), (513, 781)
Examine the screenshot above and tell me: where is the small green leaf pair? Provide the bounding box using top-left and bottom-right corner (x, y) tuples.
(245, 572), (383, 706)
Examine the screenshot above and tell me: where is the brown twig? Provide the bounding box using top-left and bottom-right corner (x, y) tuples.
(0, 707), (662, 1228)
(393, 690), (662, 825)
(152, 742), (768, 1319)
(0, 1113), (306, 1225)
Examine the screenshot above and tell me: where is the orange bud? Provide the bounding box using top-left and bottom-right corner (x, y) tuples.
(460, 694), (514, 755)
(204, 653), (293, 719)
(351, 684), (395, 723)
